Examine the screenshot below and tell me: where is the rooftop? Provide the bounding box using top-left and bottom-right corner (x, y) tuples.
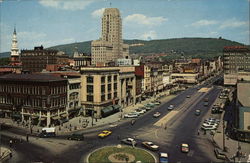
(0, 73), (67, 82)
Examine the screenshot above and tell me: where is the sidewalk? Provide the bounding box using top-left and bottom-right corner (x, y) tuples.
(213, 112), (250, 162)
(1, 89), (175, 136)
(0, 146), (12, 162)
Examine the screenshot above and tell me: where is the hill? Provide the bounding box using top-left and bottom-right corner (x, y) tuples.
(1, 38), (247, 59)
(47, 38), (244, 59)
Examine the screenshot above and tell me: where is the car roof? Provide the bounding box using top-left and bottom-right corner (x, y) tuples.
(182, 143), (189, 147)
(160, 153), (168, 157)
(127, 138), (134, 141)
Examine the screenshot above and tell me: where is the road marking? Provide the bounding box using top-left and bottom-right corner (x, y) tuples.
(154, 111), (179, 127)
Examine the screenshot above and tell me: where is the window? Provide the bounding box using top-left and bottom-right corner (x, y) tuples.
(114, 83), (117, 90)
(108, 84), (111, 91)
(101, 95), (105, 101)
(114, 75), (117, 81)
(87, 95), (93, 102)
(108, 76), (111, 82)
(108, 93), (111, 100)
(114, 92), (117, 98)
(87, 85), (94, 93)
(101, 85), (105, 93)
(87, 76), (94, 83)
(101, 76), (105, 83)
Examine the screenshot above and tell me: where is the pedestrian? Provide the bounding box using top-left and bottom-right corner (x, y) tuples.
(164, 125), (167, 130)
(26, 134), (29, 142)
(79, 119), (81, 123)
(9, 139), (13, 148)
(197, 129), (200, 135)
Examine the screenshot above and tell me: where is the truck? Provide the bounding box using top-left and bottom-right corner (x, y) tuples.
(39, 127), (56, 138)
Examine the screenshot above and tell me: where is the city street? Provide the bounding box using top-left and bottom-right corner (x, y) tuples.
(1, 76), (228, 163)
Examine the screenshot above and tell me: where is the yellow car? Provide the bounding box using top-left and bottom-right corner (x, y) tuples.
(98, 130), (112, 138)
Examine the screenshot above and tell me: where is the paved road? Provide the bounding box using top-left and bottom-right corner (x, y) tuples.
(1, 75), (224, 163)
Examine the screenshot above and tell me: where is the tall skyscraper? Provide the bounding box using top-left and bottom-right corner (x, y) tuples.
(10, 27), (20, 66)
(91, 8), (129, 66)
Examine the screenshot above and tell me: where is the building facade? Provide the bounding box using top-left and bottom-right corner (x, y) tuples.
(80, 67), (120, 118)
(224, 46), (250, 85)
(0, 74), (67, 127)
(91, 8), (129, 66)
(20, 46), (69, 73)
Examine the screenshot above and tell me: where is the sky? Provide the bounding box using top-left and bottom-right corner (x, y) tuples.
(0, 0), (249, 53)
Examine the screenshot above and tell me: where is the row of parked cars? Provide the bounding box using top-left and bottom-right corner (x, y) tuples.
(124, 101), (161, 118)
(201, 117), (220, 130)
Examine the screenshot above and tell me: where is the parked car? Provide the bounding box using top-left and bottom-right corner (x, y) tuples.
(201, 124), (217, 130)
(135, 108), (146, 115)
(186, 95), (191, 98)
(214, 148), (228, 160)
(98, 130), (112, 138)
(153, 112), (161, 118)
(195, 109), (201, 116)
(212, 107), (223, 114)
(168, 105), (174, 110)
(204, 102), (209, 106)
(121, 138), (137, 146)
(181, 143), (189, 153)
(67, 133), (84, 141)
(124, 113), (139, 118)
(142, 141), (159, 151)
(159, 152), (169, 163)
(153, 101), (161, 105)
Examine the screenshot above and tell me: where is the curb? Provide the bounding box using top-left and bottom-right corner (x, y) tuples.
(85, 145), (157, 163)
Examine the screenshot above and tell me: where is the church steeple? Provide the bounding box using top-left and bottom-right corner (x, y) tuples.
(11, 26), (19, 56)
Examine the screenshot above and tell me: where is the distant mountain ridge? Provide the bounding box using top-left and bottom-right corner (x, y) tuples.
(0, 38), (247, 59)
(47, 38), (245, 58)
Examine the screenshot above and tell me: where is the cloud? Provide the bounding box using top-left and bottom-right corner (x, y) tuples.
(140, 31), (157, 40)
(38, 0), (96, 10)
(219, 19), (248, 29)
(91, 8), (105, 18)
(124, 14), (167, 26)
(190, 20), (218, 27)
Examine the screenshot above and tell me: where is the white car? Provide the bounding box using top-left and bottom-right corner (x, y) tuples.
(201, 124), (217, 130)
(142, 141), (159, 151)
(168, 105), (174, 110)
(153, 112), (161, 118)
(203, 122), (218, 127)
(124, 113), (138, 118)
(135, 109), (146, 115)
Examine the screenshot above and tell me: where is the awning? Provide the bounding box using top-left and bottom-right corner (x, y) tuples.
(101, 106), (113, 114)
(112, 105), (121, 111)
(52, 116), (60, 120)
(60, 113), (67, 118)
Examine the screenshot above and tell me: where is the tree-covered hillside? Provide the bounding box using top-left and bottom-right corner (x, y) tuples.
(47, 38), (244, 57)
(0, 38), (247, 59)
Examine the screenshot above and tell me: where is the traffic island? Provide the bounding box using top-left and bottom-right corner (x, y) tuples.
(87, 145), (156, 163)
